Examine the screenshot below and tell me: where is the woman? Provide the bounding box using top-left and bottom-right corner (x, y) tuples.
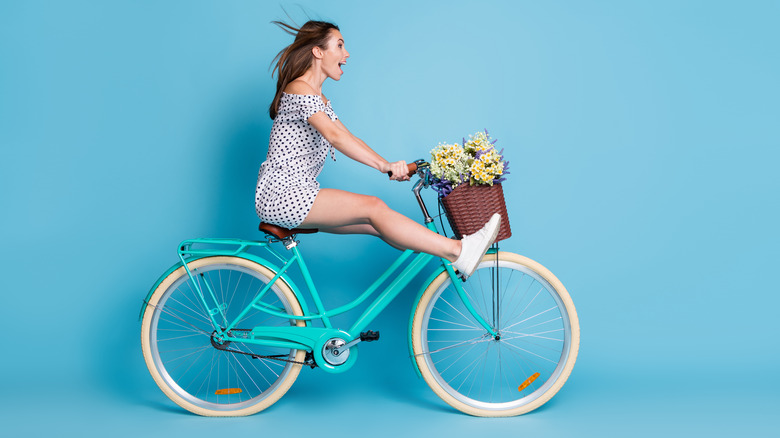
(255, 20), (499, 279)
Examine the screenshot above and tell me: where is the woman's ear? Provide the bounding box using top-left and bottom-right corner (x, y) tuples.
(312, 46), (323, 59)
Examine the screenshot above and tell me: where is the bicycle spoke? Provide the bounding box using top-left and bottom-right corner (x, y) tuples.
(502, 279), (535, 329)
(229, 353), (263, 398)
(149, 301), (213, 336)
(435, 341), (484, 376)
(501, 341), (560, 365)
(157, 316), (211, 337)
(449, 344), (490, 389)
(498, 269), (520, 320)
(439, 295), (483, 328)
(470, 269), (492, 326)
(506, 316), (562, 332)
(162, 345), (212, 369)
(431, 303), (483, 330)
(418, 334), (488, 357)
(503, 305), (560, 332)
(157, 332), (207, 343)
(177, 283), (211, 321)
(455, 342), (484, 400)
(428, 317), (481, 330)
(500, 328), (564, 342)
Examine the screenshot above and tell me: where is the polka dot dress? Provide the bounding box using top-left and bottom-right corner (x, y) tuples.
(255, 93), (338, 229)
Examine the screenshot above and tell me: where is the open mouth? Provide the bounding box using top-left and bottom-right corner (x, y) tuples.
(338, 62), (346, 74)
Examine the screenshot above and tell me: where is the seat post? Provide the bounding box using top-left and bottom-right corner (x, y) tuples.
(282, 236), (298, 250)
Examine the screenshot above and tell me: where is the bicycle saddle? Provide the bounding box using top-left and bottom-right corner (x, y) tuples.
(259, 222), (319, 240)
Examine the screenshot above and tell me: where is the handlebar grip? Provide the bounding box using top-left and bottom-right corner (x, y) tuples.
(387, 162), (418, 179)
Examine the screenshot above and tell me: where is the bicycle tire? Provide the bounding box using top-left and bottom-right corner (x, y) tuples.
(411, 251), (579, 417)
(141, 256), (306, 416)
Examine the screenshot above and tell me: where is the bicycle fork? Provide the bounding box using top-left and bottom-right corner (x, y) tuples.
(414, 178), (498, 337)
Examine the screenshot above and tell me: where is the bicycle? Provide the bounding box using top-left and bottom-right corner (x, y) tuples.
(139, 160), (580, 417)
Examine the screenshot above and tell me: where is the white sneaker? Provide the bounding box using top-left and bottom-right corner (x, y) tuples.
(451, 213), (501, 280)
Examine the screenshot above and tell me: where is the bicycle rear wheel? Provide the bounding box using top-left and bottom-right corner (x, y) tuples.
(141, 256), (306, 416)
(411, 251), (579, 417)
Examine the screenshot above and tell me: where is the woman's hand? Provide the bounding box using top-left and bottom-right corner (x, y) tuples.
(383, 160), (410, 181)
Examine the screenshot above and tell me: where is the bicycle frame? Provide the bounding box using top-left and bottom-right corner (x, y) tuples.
(140, 171), (497, 373)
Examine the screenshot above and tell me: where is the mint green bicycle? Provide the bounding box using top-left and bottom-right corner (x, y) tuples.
(140, 161), (580, 417)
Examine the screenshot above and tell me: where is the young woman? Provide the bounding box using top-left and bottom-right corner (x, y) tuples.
(255, 20), (499, 279)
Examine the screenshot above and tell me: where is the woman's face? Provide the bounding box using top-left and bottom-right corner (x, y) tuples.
(318, 29), (350, 81)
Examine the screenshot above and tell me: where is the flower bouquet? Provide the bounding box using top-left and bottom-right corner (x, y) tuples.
(429, 130), (512, 241)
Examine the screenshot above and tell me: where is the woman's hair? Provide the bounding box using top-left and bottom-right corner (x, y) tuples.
(268, 20), (340, 120)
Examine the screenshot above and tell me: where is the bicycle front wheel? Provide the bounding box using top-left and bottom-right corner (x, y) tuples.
(411, 252), (579, 417)
(141, 256), (306, 416)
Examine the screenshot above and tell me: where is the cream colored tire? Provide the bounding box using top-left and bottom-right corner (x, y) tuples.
(412, 252), (579, 417)
(141, 256), (306, 416)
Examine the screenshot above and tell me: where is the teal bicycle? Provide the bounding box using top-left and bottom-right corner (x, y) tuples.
(140, 161), (580, 417)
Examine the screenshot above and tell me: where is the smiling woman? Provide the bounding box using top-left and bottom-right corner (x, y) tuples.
(254, 19), (503, 280)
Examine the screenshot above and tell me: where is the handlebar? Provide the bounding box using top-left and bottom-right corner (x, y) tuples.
(386, 160), (426, 179)
(381, 159), (433, 222)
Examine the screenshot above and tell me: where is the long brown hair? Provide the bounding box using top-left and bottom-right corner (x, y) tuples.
(269, 20), (340, 120)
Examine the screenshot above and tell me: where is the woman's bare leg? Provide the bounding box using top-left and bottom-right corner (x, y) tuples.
(317, 223), (401, 251)
(320, 224), (379, 236)
(300, 189), (461, 261)
(319, 223), (411, 251)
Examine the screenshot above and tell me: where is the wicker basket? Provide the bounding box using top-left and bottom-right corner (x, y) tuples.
(440, 183), (512, 242)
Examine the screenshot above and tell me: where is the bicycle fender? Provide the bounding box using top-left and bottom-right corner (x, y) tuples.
(138, 254), (309, 321)
(407, 265), (448, 378)
(139, 258), (192, 321)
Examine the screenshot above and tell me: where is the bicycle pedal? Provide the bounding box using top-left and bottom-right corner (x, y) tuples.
(359, 330), (380, 342)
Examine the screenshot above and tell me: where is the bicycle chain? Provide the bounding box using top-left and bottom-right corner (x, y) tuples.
(212, 329), (316, 368)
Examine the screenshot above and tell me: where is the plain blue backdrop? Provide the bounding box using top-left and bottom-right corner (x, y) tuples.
(1, 1), (778, 436)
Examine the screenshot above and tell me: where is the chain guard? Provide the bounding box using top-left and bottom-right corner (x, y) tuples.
(211, 328), (316, 368)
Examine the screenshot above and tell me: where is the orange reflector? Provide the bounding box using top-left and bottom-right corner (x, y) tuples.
(518, 372), (541, 392)
(215, 388), (242, 395)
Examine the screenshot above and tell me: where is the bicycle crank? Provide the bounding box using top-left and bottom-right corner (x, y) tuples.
(321, 331), (380, 366)
(322, 338), (350, 366)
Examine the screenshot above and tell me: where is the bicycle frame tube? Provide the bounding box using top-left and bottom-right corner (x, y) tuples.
(347, 250), (433, 336)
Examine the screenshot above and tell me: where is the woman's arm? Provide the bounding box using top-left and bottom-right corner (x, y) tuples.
(308, 112), (409, 180)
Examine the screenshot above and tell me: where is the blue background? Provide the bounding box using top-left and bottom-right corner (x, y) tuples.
(1, 0), (778, 436)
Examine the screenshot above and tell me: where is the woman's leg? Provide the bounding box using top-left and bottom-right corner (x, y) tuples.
(300, 189), (461, 261)
(319, 224), (379, 236)
(318, 223), (405, 251)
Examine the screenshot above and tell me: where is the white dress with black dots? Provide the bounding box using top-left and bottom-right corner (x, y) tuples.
(255, 93), (338, 229)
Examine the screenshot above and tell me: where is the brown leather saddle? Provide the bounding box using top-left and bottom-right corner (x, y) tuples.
(259, 222), (319, 240)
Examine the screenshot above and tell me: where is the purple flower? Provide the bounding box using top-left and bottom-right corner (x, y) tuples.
(432, 178), (454, 197)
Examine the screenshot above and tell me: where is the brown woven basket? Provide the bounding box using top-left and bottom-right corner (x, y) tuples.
(440, 183), (512, 242)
